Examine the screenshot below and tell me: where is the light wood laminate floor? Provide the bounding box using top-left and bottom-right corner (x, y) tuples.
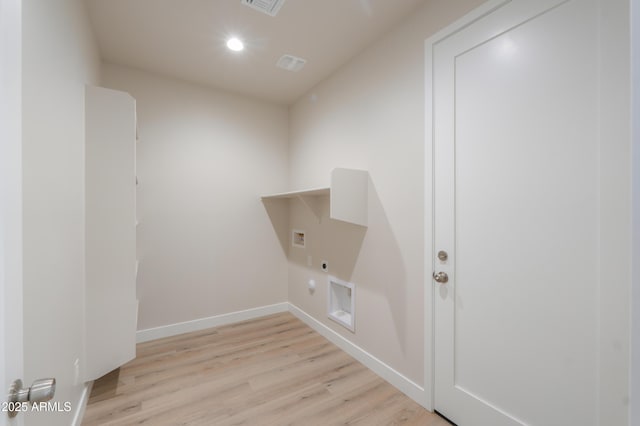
(83, 312), (450, 425)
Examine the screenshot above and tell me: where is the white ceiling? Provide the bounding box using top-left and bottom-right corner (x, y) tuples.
(85, 0), (427, 104)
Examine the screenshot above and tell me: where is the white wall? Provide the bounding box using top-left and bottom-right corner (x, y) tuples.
(287, 0), (484, 390)
(21, 0), (101, 425)
(102, 64), (289, 331)
(598, 0), (633, 423)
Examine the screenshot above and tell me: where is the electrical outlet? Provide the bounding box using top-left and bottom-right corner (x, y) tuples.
(321, 260), (328, 272)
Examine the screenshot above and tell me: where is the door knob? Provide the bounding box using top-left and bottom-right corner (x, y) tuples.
(7, 378), (56, 418)
(433, 271), (448, 284)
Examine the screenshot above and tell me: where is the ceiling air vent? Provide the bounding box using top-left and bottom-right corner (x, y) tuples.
(277, 54), (306, 72)
(241, 0), (286, 17)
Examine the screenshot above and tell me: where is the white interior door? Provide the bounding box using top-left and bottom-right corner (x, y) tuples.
(0, 0), (24, 425)
(430, 0), (599, 425)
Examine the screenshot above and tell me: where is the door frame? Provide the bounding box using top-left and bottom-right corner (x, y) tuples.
(424, 0), (634, 422)
(0, 0), (24, 424)
(631, 0), (640, 423)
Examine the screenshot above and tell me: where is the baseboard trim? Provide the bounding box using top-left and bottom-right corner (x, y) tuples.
(136, 302), (289, 343)
(71, 381), (93, 426)
(287, 303), (427, 408)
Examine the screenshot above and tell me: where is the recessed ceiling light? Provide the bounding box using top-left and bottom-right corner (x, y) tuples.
(226, 37), (244, 52)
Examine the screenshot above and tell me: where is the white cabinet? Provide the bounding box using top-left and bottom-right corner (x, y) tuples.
(84, 85), (137, 381)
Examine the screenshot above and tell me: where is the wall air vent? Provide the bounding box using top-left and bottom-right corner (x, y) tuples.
(241, 0), (286, 17)
(276, 54), (306, 72)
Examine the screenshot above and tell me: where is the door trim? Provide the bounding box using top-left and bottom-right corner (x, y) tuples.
(631, 0), (640, 423)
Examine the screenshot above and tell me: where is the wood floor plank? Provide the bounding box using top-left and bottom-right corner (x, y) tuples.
(83, 312), (450, 426)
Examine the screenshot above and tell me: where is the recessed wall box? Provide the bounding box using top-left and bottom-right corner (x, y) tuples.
(328, 276), (355, 332)
(292, 229), (305, 248)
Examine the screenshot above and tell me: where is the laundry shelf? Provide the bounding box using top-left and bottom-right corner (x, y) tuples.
(262, 187), (328, 222)
(261, 187), (330, 199)
(261, 168), (368, 227)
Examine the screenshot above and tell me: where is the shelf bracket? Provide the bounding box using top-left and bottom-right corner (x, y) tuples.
(297, 194), (323, 223)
